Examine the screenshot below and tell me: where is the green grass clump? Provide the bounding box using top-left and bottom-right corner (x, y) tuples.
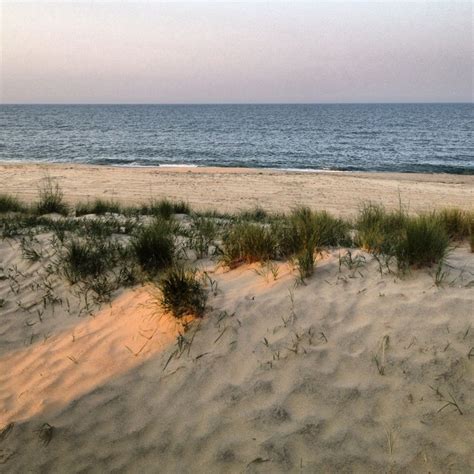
(35, 177), (69, 215)
(237, 206), (269, 222)
(271, 207), (350, 278)
(394, 214), (449, 269)
(220, 222), (276, 268)
(356, 203), (406, 254)
(189, 216), (217, 259)
(159, 266), (207, 318)
(75, 199), (122, 216)
(356, 203), (450, 269)
(312, 211), (351, 247)
(289, 207), (320, 278)
(0, 194), (27, 213)
(132, 219), (175, 273)
(435, 208), (471, 241)
(146, 199), (190, 219)
(63, 238), (120, 283)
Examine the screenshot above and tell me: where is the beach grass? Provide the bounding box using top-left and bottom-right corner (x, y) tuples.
(394, 214), (449, 269)
(435, 208), (472, 241)
(0, 194), (27, 214)
(132, 219), (176, 273)
(35, 176), (69, 216)
(75, 199), (122, 216)
(63, 237), (120, 283)
(220, 221), (276, 268)
(158, 265), (207, 318)
(143, 198), (190, 219)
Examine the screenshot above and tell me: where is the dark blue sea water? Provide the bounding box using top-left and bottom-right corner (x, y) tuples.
(0, 104), (472, 174)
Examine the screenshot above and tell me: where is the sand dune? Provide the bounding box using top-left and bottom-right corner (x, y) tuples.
(0, 163), (473, 216)
(1, 232), (473, 472)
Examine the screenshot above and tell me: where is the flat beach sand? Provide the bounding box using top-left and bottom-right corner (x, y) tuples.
(0, 163), (473, 472)
(1, 162), (473, 215)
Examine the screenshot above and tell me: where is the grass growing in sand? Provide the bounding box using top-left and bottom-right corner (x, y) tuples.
(132, 219), (176, 274)
(220, 221), (276, 268)
(394, 214), (449, 270)
(158, 266), (207, 318)
(356, 203), (451, 270)
(75, 199), (122, 216)
(35, 176), (69, 216)
(435, 208), (472, 241)
(144, 198), (190, 220)
(62, 238), (121, 283)
(0, 194), (27, 213)
(1, 179), (472, 322)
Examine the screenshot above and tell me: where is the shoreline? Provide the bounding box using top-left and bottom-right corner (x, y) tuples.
(1, 162), (473, 216)
(1, 159), (473, 176)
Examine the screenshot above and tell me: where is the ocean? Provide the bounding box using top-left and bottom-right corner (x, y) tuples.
(0, 103), (472, 174)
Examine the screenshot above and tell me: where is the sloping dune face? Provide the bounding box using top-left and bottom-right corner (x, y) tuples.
(0, 286), (181, 425)
(1, 249), (473, 472)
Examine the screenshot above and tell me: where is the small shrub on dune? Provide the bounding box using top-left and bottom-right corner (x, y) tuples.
(394, 214), (449, 269)
(0, 194), (27, 213)
(75, 199), (122, 216)
(220, 222), (276, 268)
(159, 266), (207, 318)
(133, 219), (175, 273)
(35, 177), (68, 215)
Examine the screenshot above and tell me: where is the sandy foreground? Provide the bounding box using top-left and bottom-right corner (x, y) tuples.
(0, 233), (473, 472)
(0, 162), (473, 215)
(0, 164), (473, 472)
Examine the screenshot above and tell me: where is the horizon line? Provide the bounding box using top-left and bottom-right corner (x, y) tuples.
(1, 101), (473, 106)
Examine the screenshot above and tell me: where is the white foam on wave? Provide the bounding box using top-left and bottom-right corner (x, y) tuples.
(158, 164), (199, 168)
(276, 167), (346, 173)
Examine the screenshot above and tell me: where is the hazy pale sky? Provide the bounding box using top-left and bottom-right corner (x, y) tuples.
(1, 1), (472, 103)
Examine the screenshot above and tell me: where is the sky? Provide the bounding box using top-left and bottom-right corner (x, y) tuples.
(1, 1), (472, 104)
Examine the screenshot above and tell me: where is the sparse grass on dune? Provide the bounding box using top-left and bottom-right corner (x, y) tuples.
(158, 265), (207, 318)
(75, 199), (122, 216)
(141, 198), (190, 220)
(356, 203), (451, 269)
(287, 207), (320, 278)
(356, 202), (407, 254)
(271, 207), (352, 278)
(435, 208), (472, 241)
(0, 194), (27, 214)
(1, 177), (472, 287)
(237, 206), (269, 222)
(132, 219), (176, 274)
(394, 214), (450, 269)
(62, 237), (122, 283)
(189, 216), (218, 259)
(35, 176), (69, 216)
(220, 221), (277, 268)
